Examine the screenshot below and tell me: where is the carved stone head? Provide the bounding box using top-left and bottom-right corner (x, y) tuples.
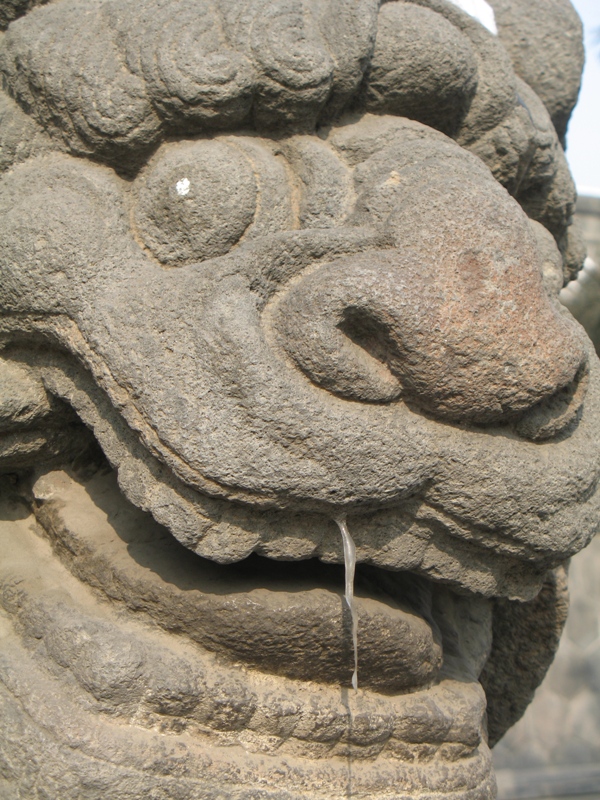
(0, 0), (596, 797)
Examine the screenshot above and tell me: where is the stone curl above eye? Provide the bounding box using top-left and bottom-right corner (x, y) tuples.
(361, 3), (479, 137)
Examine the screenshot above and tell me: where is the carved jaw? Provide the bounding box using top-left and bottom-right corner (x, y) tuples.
(0, 466), (497, 799)
(0, 454), (568, 799)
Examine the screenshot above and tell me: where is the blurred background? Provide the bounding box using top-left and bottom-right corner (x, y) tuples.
(564, 0), (600, 198)
(493, 2), (600, 798)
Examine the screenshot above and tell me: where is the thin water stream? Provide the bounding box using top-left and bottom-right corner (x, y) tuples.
(335, 516), (358, 692)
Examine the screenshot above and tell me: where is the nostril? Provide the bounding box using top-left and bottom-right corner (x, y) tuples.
(273, 248), (587, 424)
(272, 257), (405, 404)
(338, 306), (398, 373)
(514, 359), (589, 442)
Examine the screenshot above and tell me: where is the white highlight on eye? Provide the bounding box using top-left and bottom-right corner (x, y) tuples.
(176, 177), (191, 196)
(446, 0), (497, 34)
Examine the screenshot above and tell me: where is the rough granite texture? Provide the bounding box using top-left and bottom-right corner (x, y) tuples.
(0, 1), (596, 798)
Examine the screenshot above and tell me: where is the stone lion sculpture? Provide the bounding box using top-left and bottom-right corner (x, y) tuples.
(0, 0), (596, 798)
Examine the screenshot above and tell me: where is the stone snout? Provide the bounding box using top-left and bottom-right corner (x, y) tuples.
(269, 139), (586, 430)
(272, 245), (585, 432)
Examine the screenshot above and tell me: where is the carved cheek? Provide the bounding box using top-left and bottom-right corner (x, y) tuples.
(0, 154), (132, 315)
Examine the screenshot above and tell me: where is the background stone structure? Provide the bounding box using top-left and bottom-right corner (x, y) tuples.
(494, 538), (600, 797)
(576, 197), (600, 266)
(559, 198), (600, 354)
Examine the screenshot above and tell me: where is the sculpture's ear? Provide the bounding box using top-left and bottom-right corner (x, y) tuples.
(0, 154), (132, 315)
(487, 0), (584, 143)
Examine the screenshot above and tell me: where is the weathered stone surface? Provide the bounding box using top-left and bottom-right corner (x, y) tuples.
(488, 0), (584, 143)
(0, 1), (595, 797)
(0, 0), (47, 30)
(0, 486), (496, 796)
(481, 566), (569, 748)
(361, 3), (479, 135)
(31, 469), (447, 695)
(479, 212), (600, 794)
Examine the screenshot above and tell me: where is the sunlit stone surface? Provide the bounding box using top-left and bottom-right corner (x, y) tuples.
(0, 1), (595, 798)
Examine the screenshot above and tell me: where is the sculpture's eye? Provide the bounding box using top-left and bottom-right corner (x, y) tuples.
(133, 139), (257, 265)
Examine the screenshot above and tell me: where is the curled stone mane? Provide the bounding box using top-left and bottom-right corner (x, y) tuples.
(0, 0), (375, 159)
(0, 0), (585, 276)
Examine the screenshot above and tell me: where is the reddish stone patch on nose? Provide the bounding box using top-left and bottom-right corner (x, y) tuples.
(273, 192), (584, 425)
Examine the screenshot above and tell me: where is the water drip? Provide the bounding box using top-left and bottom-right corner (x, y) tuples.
(335, 516), (358, 691)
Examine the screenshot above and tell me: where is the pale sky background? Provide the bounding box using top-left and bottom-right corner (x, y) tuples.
(566, 0), (600, 197)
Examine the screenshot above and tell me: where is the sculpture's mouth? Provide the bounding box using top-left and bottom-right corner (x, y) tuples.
(0, 451), (565, 799)
(1, 462), (497, 791)
(3, 319), (598, 607)
(29, 464), (494, 698)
